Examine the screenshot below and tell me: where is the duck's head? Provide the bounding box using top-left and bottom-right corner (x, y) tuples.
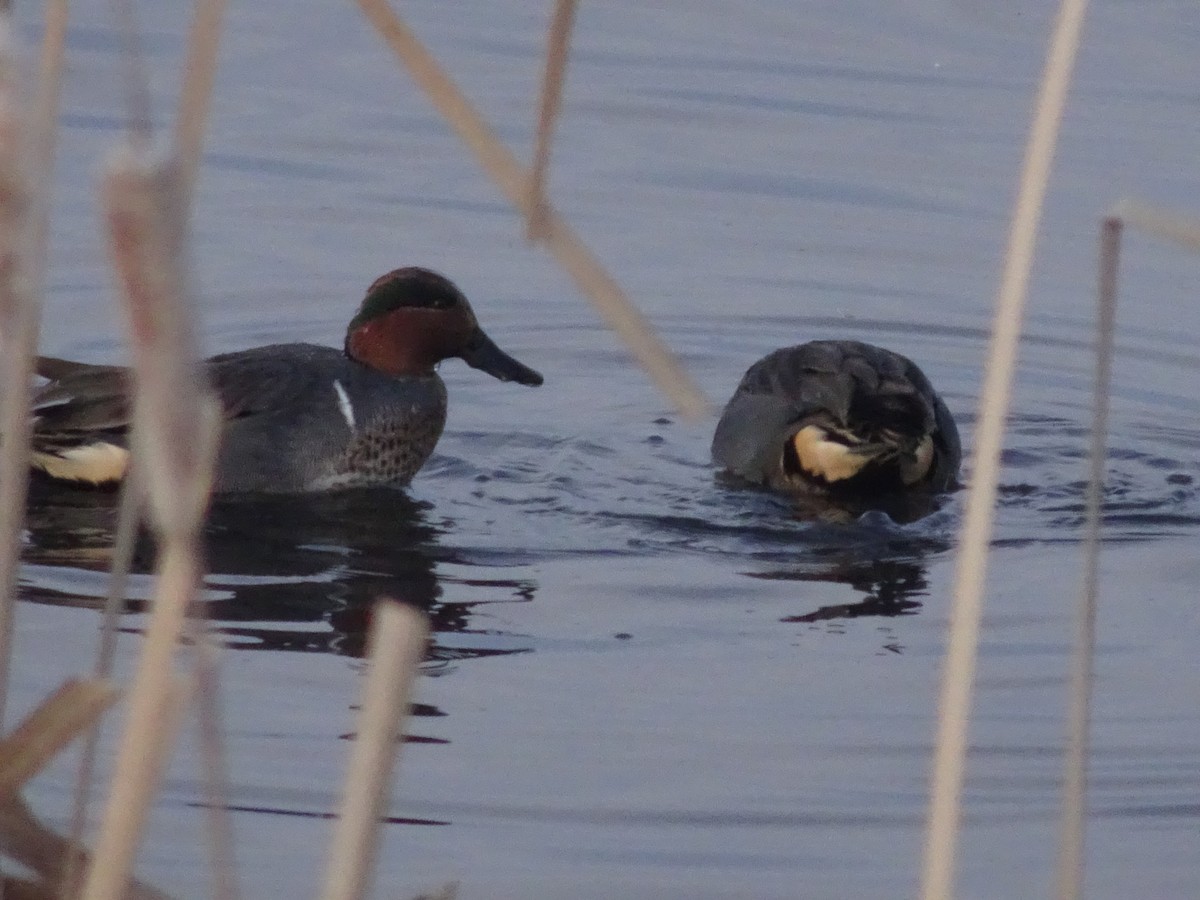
(344, 267), (543, 386)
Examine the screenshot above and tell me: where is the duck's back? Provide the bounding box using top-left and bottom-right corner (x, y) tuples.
(712, 340), (959, 493)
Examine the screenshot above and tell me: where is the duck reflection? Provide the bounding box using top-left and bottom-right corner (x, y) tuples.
(20, 480), (536, 664)
(742, 518), (950, 636)
(765, 557), (930, 622)
(709, 461), (955, 636)
(785, 487), (951, 527)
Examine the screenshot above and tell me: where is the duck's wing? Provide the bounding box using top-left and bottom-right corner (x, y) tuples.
(732, 342), (864, 416)
(33, 346), (329, 435)
(29, 358), (134, 484)
(205, 346), (330, 420)
(712, 343), (861, 482)
(32, 357), (132, 437)
(28, 348), (331, 486)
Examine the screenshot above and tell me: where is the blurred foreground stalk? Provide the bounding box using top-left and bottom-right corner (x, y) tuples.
(79, 147), (220, 900)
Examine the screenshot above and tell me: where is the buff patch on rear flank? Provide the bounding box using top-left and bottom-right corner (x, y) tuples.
(790, 426), (872, 483)
(31, 443), (128, 484)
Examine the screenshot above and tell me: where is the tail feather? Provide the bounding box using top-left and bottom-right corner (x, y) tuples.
(786, 423), (936, 488)
(25, 358), (134, 487)
(30, 442), (129, 485)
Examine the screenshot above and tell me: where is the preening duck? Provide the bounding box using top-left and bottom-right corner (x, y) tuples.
(712, 340), (960, 502)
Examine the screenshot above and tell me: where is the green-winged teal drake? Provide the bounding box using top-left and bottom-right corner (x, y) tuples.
(30, 267), (543, 492)
(712, 340), (960, 498)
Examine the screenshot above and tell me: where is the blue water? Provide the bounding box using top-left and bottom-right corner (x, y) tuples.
(8, 1), (1200, 898)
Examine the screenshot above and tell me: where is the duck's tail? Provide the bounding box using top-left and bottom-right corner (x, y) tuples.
(30, 441), (130, 485)
(787, 422), (934, 488)
(27, 356), (132, 486)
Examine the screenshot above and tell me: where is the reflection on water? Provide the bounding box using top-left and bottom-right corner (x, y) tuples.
(20, 482), (537, 664)
(768, 558), (932, 623)
(197, 801), (451, 829)
(715, 489), (951, 633)
(713, 471), (956, 526)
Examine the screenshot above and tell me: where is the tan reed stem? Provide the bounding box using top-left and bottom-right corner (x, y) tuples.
(0, 876), (45, 900)
(188, 626), (240, 900)
(28, 0), (69, 271)
(173, 5), (239, 894)
(104, 159), (219, 532)
(354, 0), (710, 420)
(526, 0), (577, 241)
(61, 465), (143, 900)
(1110, 199), (1200, 253)
(318, 601), (429, 900)
(0, 0), (69, 729)
(1054, 217), (1120, 900)
(79, 671), (193, 900)
(919, 1), (1091, 898)
(66, 0), (232, 857)
(0, 679), (118, 796)
(80, 148), (220, 900)
(112, 0), (153, 146)
(174, 0), (229, 205)
(0, 19), (35, 732)
(0, 793), (172, 900)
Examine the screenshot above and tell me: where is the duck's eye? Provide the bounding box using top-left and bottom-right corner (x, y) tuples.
(417, 289), (459, 310)
(390, 286), (457, 310)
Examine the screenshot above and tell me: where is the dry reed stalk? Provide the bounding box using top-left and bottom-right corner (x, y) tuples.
(79, 149), (220, 900)
(1110, 199), (1200, 252)
(0, 20), (35, 733)
(0, 679), (118, 796)
(78, 673), (192, 900)
(101, 151), (219, 534)
(0, 0), (70, 730)
(174, 0), (229, 204)
(0, 876), (49, 900)
(66, 4), (233, 890)
(174, 6), (238, 893)
(318, 601), (429, 900)
(187, 626), (240, 900)
(112, 0), (153, 145)
(61, 465), (143, 900)
(1054, 217), (1120, 900)
(354, 0), (710, 420)
(919, 1), (1091, 898)
(526, 0), (578, 240)
(1, 792), (172, 900)
(29, 0), (70, 266)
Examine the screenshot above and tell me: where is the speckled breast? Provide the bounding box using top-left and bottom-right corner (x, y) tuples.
(302, 373), (449, 491)
(325, 413), (445, 488)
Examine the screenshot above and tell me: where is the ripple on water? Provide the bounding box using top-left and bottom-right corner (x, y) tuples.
(21, 312), (1200, 639)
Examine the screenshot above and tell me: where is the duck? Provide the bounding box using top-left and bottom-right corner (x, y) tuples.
(712, 340), (960, 501)
(29, 266), (543, 493)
